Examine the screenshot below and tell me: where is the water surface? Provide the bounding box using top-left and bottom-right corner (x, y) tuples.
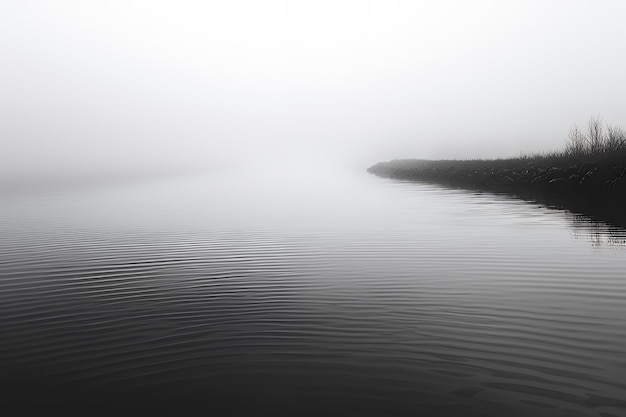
(1, 167), (625, 416)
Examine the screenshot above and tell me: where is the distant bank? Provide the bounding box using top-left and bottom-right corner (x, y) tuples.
(368, 119), (626, 226)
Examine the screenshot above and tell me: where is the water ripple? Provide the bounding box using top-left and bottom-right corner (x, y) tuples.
(1, 173), (625, 415)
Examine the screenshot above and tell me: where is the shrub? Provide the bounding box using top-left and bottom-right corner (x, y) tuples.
(565, 117), (626, 157)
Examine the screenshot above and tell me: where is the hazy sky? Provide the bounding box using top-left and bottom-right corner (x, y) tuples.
(2, 0), (626, 183)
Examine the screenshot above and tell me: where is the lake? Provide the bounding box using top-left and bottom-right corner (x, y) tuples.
(1, 165), (625, 416)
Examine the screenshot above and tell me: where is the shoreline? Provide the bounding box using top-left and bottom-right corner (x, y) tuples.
(367, 157), (626, 227)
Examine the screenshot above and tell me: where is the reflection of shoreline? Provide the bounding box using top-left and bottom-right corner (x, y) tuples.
(369, 162), (626, 247)
(368, 159), (626, 229)
(568, 214), (626, 248)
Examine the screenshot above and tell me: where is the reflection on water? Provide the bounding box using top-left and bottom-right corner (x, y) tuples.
(568, 215), (626, 247)
(0, 169), (625, 415)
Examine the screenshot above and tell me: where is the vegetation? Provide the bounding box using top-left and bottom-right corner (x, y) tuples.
(367, 118), (626, 225)
(565, 117), (626, 158)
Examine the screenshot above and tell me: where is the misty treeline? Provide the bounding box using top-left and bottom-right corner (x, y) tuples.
(369, 117), (626, 218)
(514, 117), (626, 166)
(565, 117), (626, 157)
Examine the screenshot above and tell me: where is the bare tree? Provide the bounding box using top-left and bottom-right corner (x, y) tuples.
(565, 117), (626, 156)
(567, 125), (585, 156)
(607, 124), (626, 152)
(587, 117), (604, 153)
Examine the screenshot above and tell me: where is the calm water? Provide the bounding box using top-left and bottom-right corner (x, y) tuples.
(1, 167), (625, 416)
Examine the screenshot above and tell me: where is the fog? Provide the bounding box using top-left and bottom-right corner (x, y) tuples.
(2, 0), (626, 187)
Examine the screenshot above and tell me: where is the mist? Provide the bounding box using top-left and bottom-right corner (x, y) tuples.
(3, 0), (626, 187)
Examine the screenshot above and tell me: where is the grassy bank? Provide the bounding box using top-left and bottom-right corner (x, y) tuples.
(368, 119), (626, 223)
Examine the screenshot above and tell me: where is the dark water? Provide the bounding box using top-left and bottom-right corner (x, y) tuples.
(1, 167), (625, 415)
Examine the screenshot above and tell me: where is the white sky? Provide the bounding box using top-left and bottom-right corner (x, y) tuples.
(2, 0), (626, 183)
